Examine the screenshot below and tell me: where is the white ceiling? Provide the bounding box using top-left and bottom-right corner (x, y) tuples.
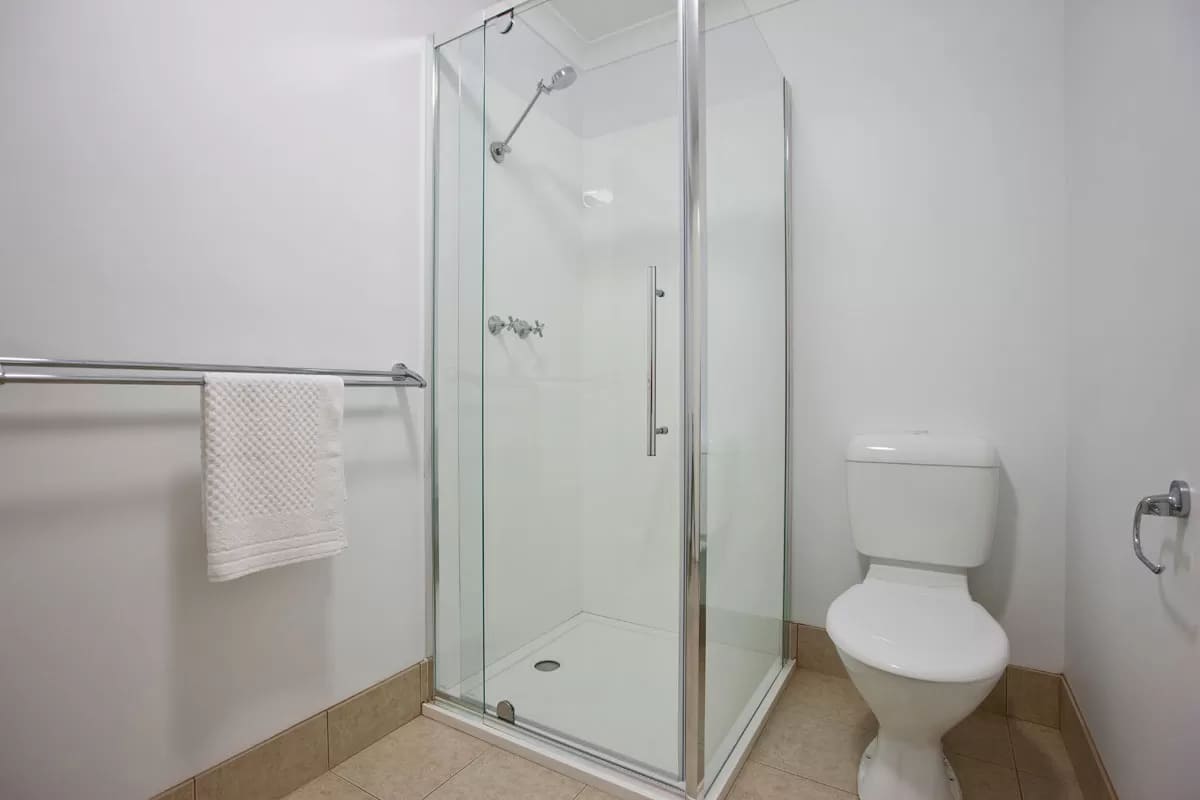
(544, 0), (675, 43)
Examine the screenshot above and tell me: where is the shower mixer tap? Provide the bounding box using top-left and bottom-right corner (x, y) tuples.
(509, 317), (531, 338)
(487, 315), (544, 339)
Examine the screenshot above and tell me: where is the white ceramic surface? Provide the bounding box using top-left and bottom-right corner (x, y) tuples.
(832, 434), (1007, 799)
(846, 433), (1000, 568)
(827, 567), (1008, 683)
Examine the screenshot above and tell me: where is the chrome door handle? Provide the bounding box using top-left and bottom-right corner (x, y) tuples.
(647, 265), (667, 456)
(1132, 479), (1190, 574)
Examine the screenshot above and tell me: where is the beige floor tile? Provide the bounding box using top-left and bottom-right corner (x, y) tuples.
(948, 754), (1020, 800)
(1018, 770), (1085, 800)
(778, 669), (875, 730)
(425, 748), (583, 800)
(943, 712), (1014, 768)
(576, 787), (621, 799)
(749, 704), (874, 793)
(1010, 719), (1078, 784)
(333, 717), (490, 800)
(729, 761), (854, 799)
(283, 773), (376, 800)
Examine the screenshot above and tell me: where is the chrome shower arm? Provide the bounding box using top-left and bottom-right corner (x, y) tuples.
(490, 81), (545, 162)
(501, 81), (546, 149)
(490, 66), (576, 163)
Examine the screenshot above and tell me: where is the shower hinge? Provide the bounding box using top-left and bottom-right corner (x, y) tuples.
(487, 8), (515, 34)
(496, 699), (516, 724)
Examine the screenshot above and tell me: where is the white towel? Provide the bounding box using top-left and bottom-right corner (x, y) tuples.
(202, 373), (348, 581)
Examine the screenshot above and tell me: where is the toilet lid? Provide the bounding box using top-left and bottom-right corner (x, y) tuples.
(826, 581), (1009, 683)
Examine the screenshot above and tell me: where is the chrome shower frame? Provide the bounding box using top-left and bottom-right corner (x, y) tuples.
(425, 1), (795, 796)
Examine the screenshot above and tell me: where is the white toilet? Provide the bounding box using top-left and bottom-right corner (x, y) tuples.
(827, 433), (1009, 800)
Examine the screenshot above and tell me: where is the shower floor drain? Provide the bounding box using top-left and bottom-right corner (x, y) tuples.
(534, 659), (561, 672)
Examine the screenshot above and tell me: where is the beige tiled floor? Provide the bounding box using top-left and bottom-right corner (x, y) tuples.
(731, 668), (1086, 800)
(284, 669), (1083, 800)
(283, 716), (617, 800)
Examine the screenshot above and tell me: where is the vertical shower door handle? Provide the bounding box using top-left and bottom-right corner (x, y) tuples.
(647, 266), (668, 456)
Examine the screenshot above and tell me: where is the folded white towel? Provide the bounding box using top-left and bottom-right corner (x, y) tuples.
(202, 373), (348, 581)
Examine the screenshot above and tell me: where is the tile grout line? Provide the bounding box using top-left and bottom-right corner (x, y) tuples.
(1006, 714), (1026, 800)
(325, 710), (332, 779)
(329, 771), (386, 800)
(416, 741), (497, 799)
(743, 754), (856, 796)
(744, 759), (856, 798)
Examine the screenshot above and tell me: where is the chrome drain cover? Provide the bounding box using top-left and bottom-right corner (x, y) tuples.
(534, 659), (561, 672)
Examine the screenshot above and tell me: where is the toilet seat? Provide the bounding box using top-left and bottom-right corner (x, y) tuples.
(827, 579), (1008, 684)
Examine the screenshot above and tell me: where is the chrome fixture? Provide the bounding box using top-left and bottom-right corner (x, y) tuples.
(489, 66), (577, 164)
(1131, 479), (1190, 574)
(510, 317), (532, 338)
(487, 315), (544, 339)
(0, 356), (425, 387)
(490, 8), (514, 34)
(679, 1), (706, 792)
(646, 265), (668, 455)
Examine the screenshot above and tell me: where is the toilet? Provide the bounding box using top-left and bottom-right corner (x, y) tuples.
(827, 433), (1009, 800)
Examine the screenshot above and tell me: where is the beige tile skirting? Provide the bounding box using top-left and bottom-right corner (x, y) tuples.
(790, 621), (1118, 799)
(1060, 675), (1119, 800)
(150, 657), (431, 800)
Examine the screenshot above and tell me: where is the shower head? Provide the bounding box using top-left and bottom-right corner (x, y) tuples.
(490, 65), (578, 163)
(544, 66), (577, 93)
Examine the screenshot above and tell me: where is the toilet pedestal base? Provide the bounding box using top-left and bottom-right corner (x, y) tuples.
(857, 735), (962, 800)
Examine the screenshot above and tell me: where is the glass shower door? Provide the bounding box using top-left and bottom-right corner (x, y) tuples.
(476, 0), (684, 782)
(699, 5), (789, 784)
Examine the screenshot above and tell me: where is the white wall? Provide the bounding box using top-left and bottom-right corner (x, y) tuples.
(0, 2), (488, 797)
(755, 0), (1068, 671)
(1064, 1), (1200, 796)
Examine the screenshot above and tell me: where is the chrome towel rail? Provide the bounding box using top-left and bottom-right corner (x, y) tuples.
(0, 357), (426, 388)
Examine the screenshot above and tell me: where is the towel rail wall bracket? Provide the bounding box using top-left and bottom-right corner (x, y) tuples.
(0, 357), (426, 388)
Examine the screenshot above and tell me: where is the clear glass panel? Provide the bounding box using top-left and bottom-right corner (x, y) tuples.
(433, 28), (486, 710)
(700, 5), (789, 781)
(477, 0), (682, 781)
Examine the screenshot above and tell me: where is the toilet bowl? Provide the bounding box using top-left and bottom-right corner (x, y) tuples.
(828, 564), (1007, 800)
(832, 433), (1009, 800)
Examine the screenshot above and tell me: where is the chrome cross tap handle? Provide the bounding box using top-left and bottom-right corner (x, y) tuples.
(486, 315), (544, 339)
(509, 317), (532, 338)
(1132, 479), (1190, 574)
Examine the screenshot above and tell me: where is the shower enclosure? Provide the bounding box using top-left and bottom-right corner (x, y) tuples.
(429, 1), (790, 796)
